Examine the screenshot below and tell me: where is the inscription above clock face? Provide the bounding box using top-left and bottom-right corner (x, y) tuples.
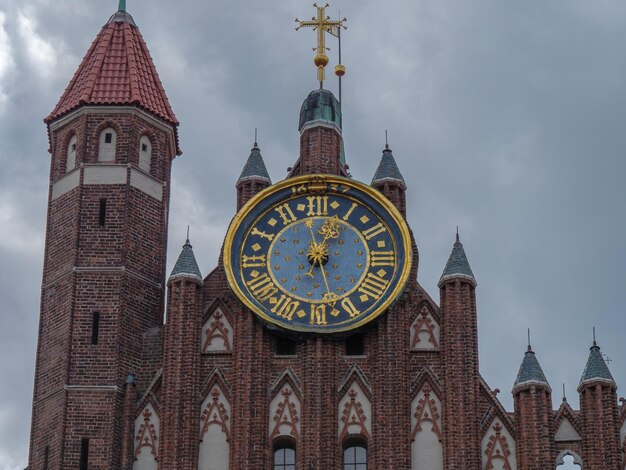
(224, 175), (412, 333)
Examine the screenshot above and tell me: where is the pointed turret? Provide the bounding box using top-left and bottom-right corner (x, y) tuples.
(513, 343), (554, 468)
(46, 2), (180, 152)
(372, 145), (406, 188)
(371, 144), (407, 217)
(438, 232), (476, 287)
(577, 339), (621, 469)
(169, 239), (203, 284)
(579, 341), (616, 389)
(236, 141), (271, 210)
(513, 346), (550, 393)
(161, 237), (204, 466)
(438, 231), (481, 468)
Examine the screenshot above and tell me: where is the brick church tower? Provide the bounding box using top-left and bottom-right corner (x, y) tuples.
(28, 3), (179, 469)
(29, 4), (626, 470)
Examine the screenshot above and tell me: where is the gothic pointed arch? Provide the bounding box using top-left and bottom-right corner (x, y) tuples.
(481, 414), (517, 470)
(479, 378), (516, 438)
(133, 396), (160, 470)
(269, 368), (303, 442)
(201, 299), (234, 354)
(198, 368), (231, 470)
(554, 401), (583, 442)
(410, 375), (443, 470)
(338, 365), (372, 442)
(410, 368), (443, 398)
(410, 300), (440, 350)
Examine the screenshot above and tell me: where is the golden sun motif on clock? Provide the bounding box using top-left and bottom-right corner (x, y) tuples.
(224, 175), (412, 333)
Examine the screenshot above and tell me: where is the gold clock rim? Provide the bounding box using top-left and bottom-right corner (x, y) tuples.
(223, 174), (413, 333)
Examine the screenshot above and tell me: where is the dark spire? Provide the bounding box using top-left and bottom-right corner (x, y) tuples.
(237, 142), (271, 184)
(169, 238), (202, 284)
(438, 232), (476, 287)
(513, 343), (550, 392)
(371, 143), (406, 189)
(579, 340), (615, 389)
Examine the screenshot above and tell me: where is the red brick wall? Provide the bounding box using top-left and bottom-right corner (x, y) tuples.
(439, 278), (481, 468)
(579, 382), (621, 469)
(159, 278), (203, 469)
(514, 386), (554, 469)
(29, 108), (176, 470)
(293, 125), (342, 176)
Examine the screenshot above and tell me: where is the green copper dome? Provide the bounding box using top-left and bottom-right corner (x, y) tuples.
(298, 89), (342, 132)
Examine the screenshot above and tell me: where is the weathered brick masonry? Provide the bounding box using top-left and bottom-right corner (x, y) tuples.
(28, 5), (625, 470)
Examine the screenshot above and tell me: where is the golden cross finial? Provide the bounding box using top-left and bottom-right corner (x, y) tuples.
(296, 3), (347, 86)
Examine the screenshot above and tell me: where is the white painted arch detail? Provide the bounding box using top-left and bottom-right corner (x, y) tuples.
(556, 449), (583, 468)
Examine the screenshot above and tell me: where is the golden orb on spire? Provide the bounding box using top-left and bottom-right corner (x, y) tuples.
(314, 53), (329, 68)
(296, 3), (347, 86)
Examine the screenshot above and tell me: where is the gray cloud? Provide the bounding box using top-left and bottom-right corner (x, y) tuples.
(0, 0), (625, 467)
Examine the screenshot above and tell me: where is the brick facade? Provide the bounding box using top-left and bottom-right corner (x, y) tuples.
(29, 7), (625, 470)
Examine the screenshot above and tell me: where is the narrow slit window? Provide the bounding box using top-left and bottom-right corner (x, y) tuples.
(91, 312), (100, 345)
(43, 446), (49, 470)
(98, 199), (107, 227)
(104, 133), (112, 144)
(345, 333), (365, 356)
(79, 438), (89, 470)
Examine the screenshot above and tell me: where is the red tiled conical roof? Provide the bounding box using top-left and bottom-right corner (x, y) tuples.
(46, 11), (178, 127)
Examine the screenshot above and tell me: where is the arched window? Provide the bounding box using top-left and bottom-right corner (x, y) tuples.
(66, 135), (77, 171)
(139, 135), (152, 172)
(273, 443), (296, 470)
(344, 443), (367, 470)
(98, 127), (117, 162)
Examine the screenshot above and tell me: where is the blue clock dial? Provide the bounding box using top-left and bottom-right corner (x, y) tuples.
(224, 175), (412, 333)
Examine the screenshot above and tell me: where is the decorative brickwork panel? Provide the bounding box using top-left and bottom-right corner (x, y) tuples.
(338, 381), (371, 441)
(199, 384), (231, 470)
(133, 403), (159, 470)
(202, 307), (233, 353)
(411, 382), (443, 470)
(269, 383), (301, 441)
(481, 418), (517, 470)
(410, 305), (439, 350)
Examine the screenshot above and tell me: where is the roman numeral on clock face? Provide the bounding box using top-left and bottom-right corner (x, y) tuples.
(358, 272), (390, 302)
(246, 273), (278, 301)
(251, 226), (275, 241)
(306, 196), (328, 216)
(274, 203), (298, 225)
(362, 222), (387, 240)
(242, 254), (266, 268)
(371, 250), (395, 267)
(271, 295), (301, 321)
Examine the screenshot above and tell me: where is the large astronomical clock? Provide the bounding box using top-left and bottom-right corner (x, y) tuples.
(224, 175), (412, 333)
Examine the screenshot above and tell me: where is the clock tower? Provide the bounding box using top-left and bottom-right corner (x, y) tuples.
(27, 3), (626, 470)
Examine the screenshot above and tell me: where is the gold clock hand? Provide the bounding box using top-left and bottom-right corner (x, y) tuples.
(318, 259), (338, 306)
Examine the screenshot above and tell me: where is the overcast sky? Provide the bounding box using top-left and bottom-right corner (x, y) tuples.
(0, 0), (625, 468)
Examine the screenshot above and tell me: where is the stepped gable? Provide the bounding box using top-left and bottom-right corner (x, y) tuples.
(46, 9), (179, 142)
